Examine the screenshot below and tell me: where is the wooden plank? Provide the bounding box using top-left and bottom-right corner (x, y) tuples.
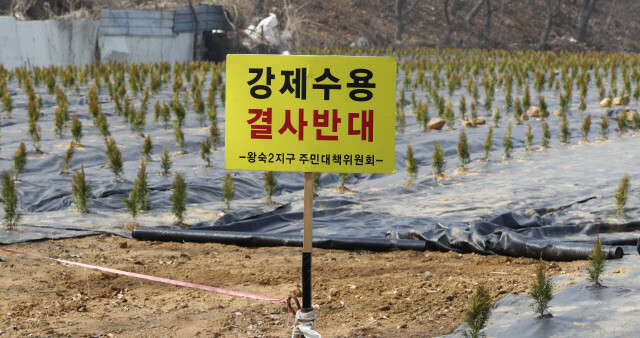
(303, 172), (313, 253)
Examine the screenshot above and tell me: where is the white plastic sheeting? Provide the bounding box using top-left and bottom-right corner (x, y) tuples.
(0, 17), (98, 69)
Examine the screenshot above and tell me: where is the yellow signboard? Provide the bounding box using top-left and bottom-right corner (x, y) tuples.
(225, 54), (396, 174)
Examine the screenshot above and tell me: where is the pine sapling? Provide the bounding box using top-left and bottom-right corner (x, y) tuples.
(123, 189), (139, 221)
(171, 172), (187, 224)
(161, 146), (172, 175)
(61, 141), (75, 173)
(28, 119), (42, 153)
(503, 122), (512, 158)
(1, 170), (20, 230)
(483, 127), (493, 160)
(600, 115), (610, 139)
(12, 141), (27, 180)
(432, 140), (445, 177)
(200, 138), (212, 167)
(338, 173), (351, 191)
(174, 121), (185, 153)
(106, 137), (123, 180)
(586, 235), (606, 287)
(617, 112), (628, 135)
(582, 114), (591, 141)
(71, 164), (91, 213)
(615, 173), (630, 216)
(542, 121), (551, 148)
(222, 170), (234, 210)
(457, 130), (470, 169)
(71, 113), (83, 144)
(632, 110), (640, 132)
(141, 135), (153, 161)
(526, 124), (534, 150)
(462, 285), (492, 338)
(529, 256), (553, 319)
(313, 172), (321, 197)
(263, 171), (278, 203)
(560, 114), (571, 143)
(492, 108), (500, 127)
(406, 143), (418, 185)
(134, 161), (149, 211)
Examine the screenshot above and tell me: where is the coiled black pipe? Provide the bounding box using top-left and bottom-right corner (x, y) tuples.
(132, 228), (427, 252)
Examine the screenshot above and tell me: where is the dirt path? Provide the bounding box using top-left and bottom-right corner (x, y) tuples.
(0, 235), (585, 337)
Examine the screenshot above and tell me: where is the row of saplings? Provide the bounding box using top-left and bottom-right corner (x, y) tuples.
(404, 112), (637, 184)
(462, 235), (610, 338)
(462, 174), (630, 337)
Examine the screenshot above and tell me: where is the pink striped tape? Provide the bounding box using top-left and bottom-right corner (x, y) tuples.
(0, 247), (288, 305)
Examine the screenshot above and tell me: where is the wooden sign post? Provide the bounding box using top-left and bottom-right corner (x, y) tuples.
(225, 54), (396, 333)
(302, 172), (313, 310)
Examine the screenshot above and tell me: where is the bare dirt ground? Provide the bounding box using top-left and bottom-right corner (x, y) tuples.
(1, 234), (585, 337)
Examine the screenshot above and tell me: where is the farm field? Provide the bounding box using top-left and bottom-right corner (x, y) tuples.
(1, 47), (640, 336)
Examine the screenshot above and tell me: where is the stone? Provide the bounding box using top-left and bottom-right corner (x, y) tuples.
(476, 117), (487, 125)
(553, 109), (562, 116)
(599, 98), (612, 107)
(612, 95), (630, 106)
(526, 106), (541, 117)
(462, 119), (473, 128)
(427, 118), (446, 130)
(522, 113), (529, 121)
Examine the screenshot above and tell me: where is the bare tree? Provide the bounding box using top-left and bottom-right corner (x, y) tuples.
(577, 0), (597, 42)
(465, 0), (484, 24)
(539, 0), (562, 50)
(395, 0), (421, 43)
(483, 0), (491, 48)
(442, 0), (460, 46)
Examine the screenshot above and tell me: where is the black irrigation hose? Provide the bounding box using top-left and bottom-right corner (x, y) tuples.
(132, 228), (427, 252)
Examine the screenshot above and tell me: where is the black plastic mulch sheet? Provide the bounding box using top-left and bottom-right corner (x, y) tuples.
(0, 69), (638, 261)
(449, 255), (640, 337)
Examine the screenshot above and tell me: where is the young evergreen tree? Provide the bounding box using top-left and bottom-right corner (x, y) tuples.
(141, 135), (153, 161)
(200, 138), (212, 167)
(28, 119), (42, 153)
(526, 124), (534, 150)
(462, 285), (492, 338)
(492, 108), (500, 127)
(338, 173), (351, 190)
(615, 173), (630, 216)
(222, 170), (235, 210)
(600, 115), (610, 139)
(529, 256), (553, 319)
(12, 141), (27, 180)
(71, 164), (91, 213)
(457, 130), (470, 169)
(617, 112), (628, 135)
(1, 170), (20, 229)
(174, 121), (185, 153)
(406, 143), (418, 185)
(105, 137), (123, 180)
(61, 141), (75, 173)
(263, 171), (278, 203)
(209, 120), (221, 150)
(432, 140), (446, 177)
(444, 101), (455, 129)
(171, 172), (187, 224)
(161, 146), (172, 175)
(503, 122), (513, 157)
(560, 114), (571, 143)
(483, 126), (493, 160)
(134, 161), (149, 211)
(582, 114), (592, 141)
(312, 172), (321, 197)
(71, 113), (83, 144)
(123, 189), (139, 221)
(542, 121), (551, 148)
(586, 235), (606, 287)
